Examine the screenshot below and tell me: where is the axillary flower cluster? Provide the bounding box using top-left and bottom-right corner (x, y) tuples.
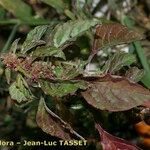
(1, 52), (54, 81)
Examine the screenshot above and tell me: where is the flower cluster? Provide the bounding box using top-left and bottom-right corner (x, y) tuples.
(1, 53), (54, 81)
(1, 53), (21, 69)
(29, 62), (54, 81)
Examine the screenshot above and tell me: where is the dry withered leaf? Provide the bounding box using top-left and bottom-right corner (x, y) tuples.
(95, 123), (141, 150)
(82, 75), (150, 111)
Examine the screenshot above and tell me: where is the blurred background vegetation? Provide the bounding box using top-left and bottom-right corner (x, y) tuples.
(0, 0), (150, 150)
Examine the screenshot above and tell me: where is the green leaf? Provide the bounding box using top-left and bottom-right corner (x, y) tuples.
(123, 16), (150, 89)
(9, 74), (33, 103)
(53, 60), (86, 79)
(0, 0), (33, 21)
(10, 38), (20, 54)
(41, 0), (66, 13)
(53, 66), (64, 78)
(40, 80), (87, 97)
(21, 25), (48, 54)
(53, 20), (99, 48)
(64, 9), (76, 20)
(82, 75), (150, 111)
(103, 51), (136, 74)
(9, 82), (28, 103)
(54, 50), (66, 60)
(125, 67), (145, 82)
(32, 46), (66, 60)
(36, 97), (71, 139)
(16, 74), (30, 91)
(5, 68), (11, 84)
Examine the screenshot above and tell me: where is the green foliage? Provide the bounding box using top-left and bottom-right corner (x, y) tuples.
(52, 60), (86, 79)
(40, 80), (87, 97)
(1, 17), (148, 149)
(0, 0), (33, 21)
(10, 38), (20, 54)
(9, 82), (27, 102)
(21, 25), (48, 54)
(32, 46), (66, 60)
(53, 20), (100, 48)
(103, 51), (136, 73)
(0, 1), (150, 150)
(5, 68), (11, 84)
(125, 67), (145, 82)
(124, 16), (150, 89)
(9, 74), (33, 103)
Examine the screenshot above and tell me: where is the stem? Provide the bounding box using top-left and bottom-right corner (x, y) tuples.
(64, 9), (76, 20)
(2, 24), (19, 52)
(0, 19), (20, 25)
(0, 19), (60, 26)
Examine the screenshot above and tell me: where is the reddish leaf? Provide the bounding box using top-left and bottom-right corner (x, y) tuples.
(82, 75), (150, 111)
(142, 100), (150, 108)
(36, 97), (71, 140)
(95, 123), (141, 150)
(92, 23), (142, 57)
